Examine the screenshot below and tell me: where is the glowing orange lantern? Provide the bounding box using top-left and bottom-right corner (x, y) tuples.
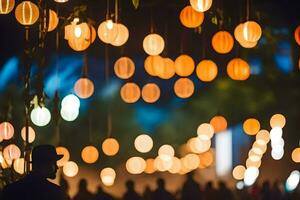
(144, 55), (164, 76)
(234, 23), (258, 48)
(197, 123), (214, 140)
(74, 78), (94, 99)
(114, 57), (135, 79)
(212, 31), (234, 54)
(0, 0), (15, 14)
(156, 58), (176, 79)
(102, 138), (119, 156)
(111, 23), (129, 46)
(144, 158), (156, 174)
(256, 130), (270, 145)
(3, 144), (21, 161)
(294, 26), (300, 46)
(126, 157), (146, 174)
(143, 33), (165, 56)
(120, 82), (140, 103)
(232, 165), (246, 180)
(0, 122), (14, 140)
(56, 146), (70, 167)
(190, 0), (213, 12)
(227, 58), (250, 81)
(243, 21), (262, 42)
(21, 126), (35, 143)
(175, 55), (195, 76)
(81, 145), (99, 164)
(270, 113), (286, 128)
(199, 150), (214, 168)
(210, 115), (227, 133)
(174, 78), (194, 98)
(142, 83), (160, 103)
(180, 6), (204, 28)
(243, 118), (260, 135)
(15, 1), (39, 26)
(97, 19), (119, 44)
(292, 148), (300, 163)
(47, 9), (59, 32)
(196, 60), (218, 82)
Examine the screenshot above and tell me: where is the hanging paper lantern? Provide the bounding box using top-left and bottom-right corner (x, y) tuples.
(67, 23), (94, 51)
(157, 58), (176, 79)
(111, 23), (129, 46)
(0, 0), (15, 14)
(158, 145), (175, 161)
(174, 78), (194, 98)
(141, 83), (160, 103)
(256, 130), (270, 145)
(98, 19), (119, 44)
(47, 9), (59, 32)
(227, 58), (250, 81)
(180, 6), (204, 28)
(114, 57), (135, 79)
(3, 144), (21, 161)
(189, 0), (213, 12)
(15, 1), (39, 26)
(30, 106), (51, 127)
(126, 157), (146, 174)
(232, 165), (246, 180)
(174, 55), (195, 77)
(212, 31), (234, 54)
(0, 122), (14, 140)
(100, 168), (116, 186)
(120, 82), (140, 103)
(63, 161), (79, 177)
(209, 115), (227, 133)
(102, 138), (119, 156)
(234, 23), (257, 48)
(143, 33), (165, 56)
(134, 134), (153, 153)
(196, 60), (218, 82)
(292, 148), (300, 163)
(13, 158), (25, 174)
(81, 146), (99, 164)
(54, 0), (68, 2)
(197, 123), (214, 140)
(144, 55), (164, 76)
(56, 146), (70, 167)
(243, 118), (260, 135)
(243, 21), (262, 43)
(60, 107), (79, 122)
(74, 78), (94, 99)
(270, 113), (286, 128)
(144, 158), (156, 174)
(294, 26), (300, 46)
(21, 126), (35, 143)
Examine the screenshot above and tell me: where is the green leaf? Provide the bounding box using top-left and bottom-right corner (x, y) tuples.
(211, 16), (218, 25)
(132, 0), (139, 9)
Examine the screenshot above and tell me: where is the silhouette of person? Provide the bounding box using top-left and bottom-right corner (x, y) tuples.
(260, 181), (272, 200)
(122, 180), (142, 200)
(152, 178), (175, 200)
(215, 181), (233, 200)
(73, 179), (95, 200)
(203, 181), (217, 200)
(142, 185), (152, 200)
(2, 144), (69, 200)
(270, 181), (283, 200)
(181, 172), (203, 200)
(95, 186), (115, 200)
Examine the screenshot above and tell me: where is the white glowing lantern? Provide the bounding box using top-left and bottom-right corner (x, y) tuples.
(100, 168), (116, 186)
(188, 137), (211, 153)
(60, 108), (79, 121)
(168, 157), (182, 174)
(197, 123), (214, 140)
(126, 157), (146, 174)
(189, 0), (213, 12)
(30, 106), (51, 127)
(154, 156), (173, 171)
(21, 126), (35, 143)
(63, 161), (79, 177)
(61, 94), (80, 110)
(244, 167), (259, 186)
(286, 170), (300, 192)
(54, 0), (68, 3)
(236, 181), (244, 190)
(143, 33), (165, 56)
(134, 134), (153, 153)
(158, 145), (175, 161)
(270, 127), (283, 140)
(271, 149), (284, 160)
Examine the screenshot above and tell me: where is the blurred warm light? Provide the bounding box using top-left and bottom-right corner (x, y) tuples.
(144, 158), (156, 174)
(174, 78), (194, 98)
(270, 114), (286, 128)
(174, 55), (195, 77)
(134, 134), (153, 153)
(196, 60), (218, 82)
(168, 157), (181, 174)
(0, 121), (14, 140)
(154, 156), (173, 171)
(286, 170), (300, 192)
(81, 146), (99, 164)
(270, 127), (283, 140)
(3, 144), (21, 161)
(243, 21), (262, 43)
(142, 83), (160, 103)
(120, 82), (140, 103)
(111, 23), (129, 46)
(294, 26), (300, 46)
(189, 0), (213, 12)
(98, 20), (118, 44)
(126, 157), (146, 174)
(30, 106), (51, 127)
(114, 57), (135, 79)
(102, 138), (119, 156)
(63, 161), (79, 177)
(54, 0), (68, 2)
(74, 78), (95, 99)
(144, 55), (163, 76)
(180, 6), (204, 28)
(209, 115), (227, 133)
(21, 126), (35, 143)
(182, 153), (200, 171)
(292, 148), (300, 163)
(243, 118), (260, 135)
(197, 123), (214, 140)
(100, 168), (116, 186)
(199, 150), (214, 168)
(256, 130), (270, 145)
(234, 23), (258, 48)
(143, 33), (165, 56)
(232, 165), (246, 180)
(56, 146), (70, 167)
(47, 9), (59, 32)
(188, 137), (211, 153)
(158, 145), (175, 161)
(227, 58), (250, 81)
(244, 167), (259, 186)
(248, 150), (262, 162)
(246, 158), (261, 168)
(0, 0), (15, 14)
(252, 142), (267, 155)
(215, 130), (232, 176)
(15, 1), (39, 26)
(13, 158), (25, 174)
(158, 58), (176, 79)
(212, 31), (234, 54)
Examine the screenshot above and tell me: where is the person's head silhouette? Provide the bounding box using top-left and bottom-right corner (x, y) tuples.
(78, 179), (88, 191)
(31, 144), (63, 179)
(125, 180), (135, 191)
(157, 178), (165, 189)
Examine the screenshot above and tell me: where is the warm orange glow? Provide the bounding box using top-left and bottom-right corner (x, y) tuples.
(174, 55), (195, 77)
(246, 158), (261, 168)
(270, 113), (286, 128)
(180, 6), (204, 28)
(120, 82), (140, 103)
(292, 148), (300, 163)
(234, 23), (258, 48)
(212, 31), (234, 54)
(134, 134), (153, 153)
(243, 21), (262, 42)
(156, 57), (176, 79)
(143, 33), (165, 56)
(196, 60), (218, 82)
(144, 158), (156, 174)
(243, 118), (260, 135)
(98, 20), (119, 44)
(227, 58), (250, 81)
(0, 0), (14, 14)
(295, 26), (300, 46)
(67, 22), (95, 51)
(158, 145), (175, 161)
(111, 23), (129, 46)
(15, 1), (39, 26)
(182, 153), (200, 171)
(232, 165), (246, 180)
(188, 137), (211, 153)
(190, 0), (213, 12)
(199, 150), (214, 168)
(174, 78), (194, 98)
(252, 142), (267, 155)
(63, 161), (79, 177)
(81, 145), (99, 164)
(168, 157), (181, 174)
(102, 138), (119, 156)
(210, 115), (227, 133)
(13, 158), (25, 174)
(74, 78), (94, 99)
(0, 121), (14, 140)
(56, 146), (70, 167)
(126, 157), (146, 174)
(144, 55), (164, 76)
(100, 168), (116, 186)
(47, 9), (59, 32)
(197, 123), (214, 140)
(256, 130), (270, 145)
(21, 126), (35, 143)
(142, 83), (160, 103)
(3, 144), (21, 161)
(114, 57), (135, 79)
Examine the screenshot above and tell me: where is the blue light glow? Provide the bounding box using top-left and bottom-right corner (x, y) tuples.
(274, 41), (293, 74)
(0, 57), (19, 91)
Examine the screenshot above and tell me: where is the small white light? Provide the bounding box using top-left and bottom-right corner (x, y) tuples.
(236, 181), (244, 190)
(61, 94), (80, 110)
(74, 26), (82, 38)
(271, 149), (284, 160)
(286, 170), (300, 192)
(244, 167), (259, 186)
(270, 127), (283, 140)
(30, 106), (51, 127)
(106, 20), (114, 30)
(60, 108), (79, 121)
